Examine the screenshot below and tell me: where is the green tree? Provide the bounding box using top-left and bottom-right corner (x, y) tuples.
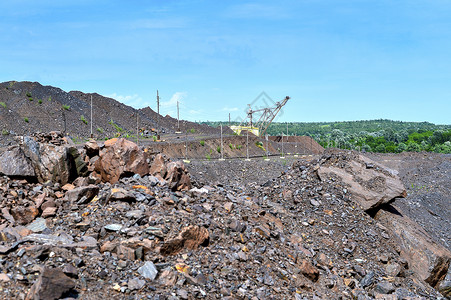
(407, 142), (421, 152)
(396, 143), (407, 153)
(375, 144), (386, 153)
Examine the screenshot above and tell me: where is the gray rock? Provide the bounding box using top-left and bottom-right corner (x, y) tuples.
(104, 224), (123, 232)
(128, 278), (146, 291)
(360, 271), (375, 288)
(374, 281), (395, 294)
(0, 146), (35, 177)
(385, 262), (401, 277)
(138, 261), (158, 281)
(26, 218), (48, 233)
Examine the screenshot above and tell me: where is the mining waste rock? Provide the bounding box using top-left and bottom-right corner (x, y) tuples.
(0, 132), (87, 184)
(0, 140), (449, 299)
(317, 152), (407, 211)
(94, 138), (150, 183)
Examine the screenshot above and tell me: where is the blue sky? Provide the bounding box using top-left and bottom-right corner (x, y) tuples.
(0, 1), (450, 124)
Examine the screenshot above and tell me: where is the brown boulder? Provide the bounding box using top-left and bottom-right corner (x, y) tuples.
(84, 139), (99, 157)
(165, 161), (192, 191)
(160, 225), (209, 256)
(317, 154), (406, 211)
(298, 259), (320, 282)
(10, 206), (39, 225)
(94, 138), (149, 183)
(65, 185), (99, 204)
(374, 204), (451, 291)
(149, 153), (167, 177)
(26, 267), (75, 300)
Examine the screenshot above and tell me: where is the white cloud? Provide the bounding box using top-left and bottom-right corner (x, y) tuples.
(221, 106), (239, 112)
(161, 92), (187, 107)
(189, 109), (201, 115)
(106, 93), (144, 108)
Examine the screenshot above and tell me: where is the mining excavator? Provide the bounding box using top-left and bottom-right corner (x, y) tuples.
(230, 96), (290, 137)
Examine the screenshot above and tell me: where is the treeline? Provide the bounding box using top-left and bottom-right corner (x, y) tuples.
(202, 119), (451, 154)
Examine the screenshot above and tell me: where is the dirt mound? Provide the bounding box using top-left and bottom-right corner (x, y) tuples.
(0, 81), (222, 146)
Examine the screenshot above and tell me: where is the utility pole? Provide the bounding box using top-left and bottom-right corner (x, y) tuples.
(246, 129), (250, 161)
(136, 112), (139, 146)
(220, 124), (224, 160)
(183, 121), (189, 163)
(286, 122), (289, 155)
(281, 132), (285, 158)
(248, 105), (253, 128)
(228, 113), (231, 127)
(294, 133), (298, 157)
(176, 101), (181, 133)
(157, 90), (160, 140)
(265, 134), (270, 161)
(90, 95), (93, 138)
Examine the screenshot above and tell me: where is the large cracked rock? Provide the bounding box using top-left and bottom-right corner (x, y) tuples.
(0, 136), (87, 184)
(0, 146), (35, 178)
(374, 204), (451, 295)
(94, 138), (149, 183)
(317, 153), (406, 211)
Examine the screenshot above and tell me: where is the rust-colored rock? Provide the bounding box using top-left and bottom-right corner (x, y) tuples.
(165, 161), (192, 191)
(160, 225), (209, 256)
(298, 259), (320, 282)
(94, 138), (149, 183)
(149, 153), (167, 177)
(10, 206), (39, 225)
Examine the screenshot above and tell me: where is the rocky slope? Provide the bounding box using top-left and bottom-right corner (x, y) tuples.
(0, 134), (449, 299)
(0, 81), (221, 146)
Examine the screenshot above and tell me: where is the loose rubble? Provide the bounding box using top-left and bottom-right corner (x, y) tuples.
(0, 137), (449, 299)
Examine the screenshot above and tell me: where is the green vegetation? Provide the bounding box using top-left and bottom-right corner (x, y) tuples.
(80, 115), (88, 125)
(153, 135), (157, 141)
(229, 143), (234, 150)
(62, 105), (70, 110)
(237, 145), (243, 150)
(0, 102), (6, 108)
(38, 99), (42, 104)
(200, 140), (205, 146)
(2, 129), (9, 135)
(24, 117), (29, 123)
(216, 146), (221, 153)
(48, 96), (52, 101)
(97, 127), (104, 133)
(203, 120), (451, 154)
(205, 153), (211, 161)
(28, 97), (33, 101)
(109, 118), (123, 132)
(255, 141), (265, 151)
(26, 92), (32, 97)
(189, 128), (196, 134)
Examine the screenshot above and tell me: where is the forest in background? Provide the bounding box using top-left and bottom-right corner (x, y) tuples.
(202, 119), (451, 154)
